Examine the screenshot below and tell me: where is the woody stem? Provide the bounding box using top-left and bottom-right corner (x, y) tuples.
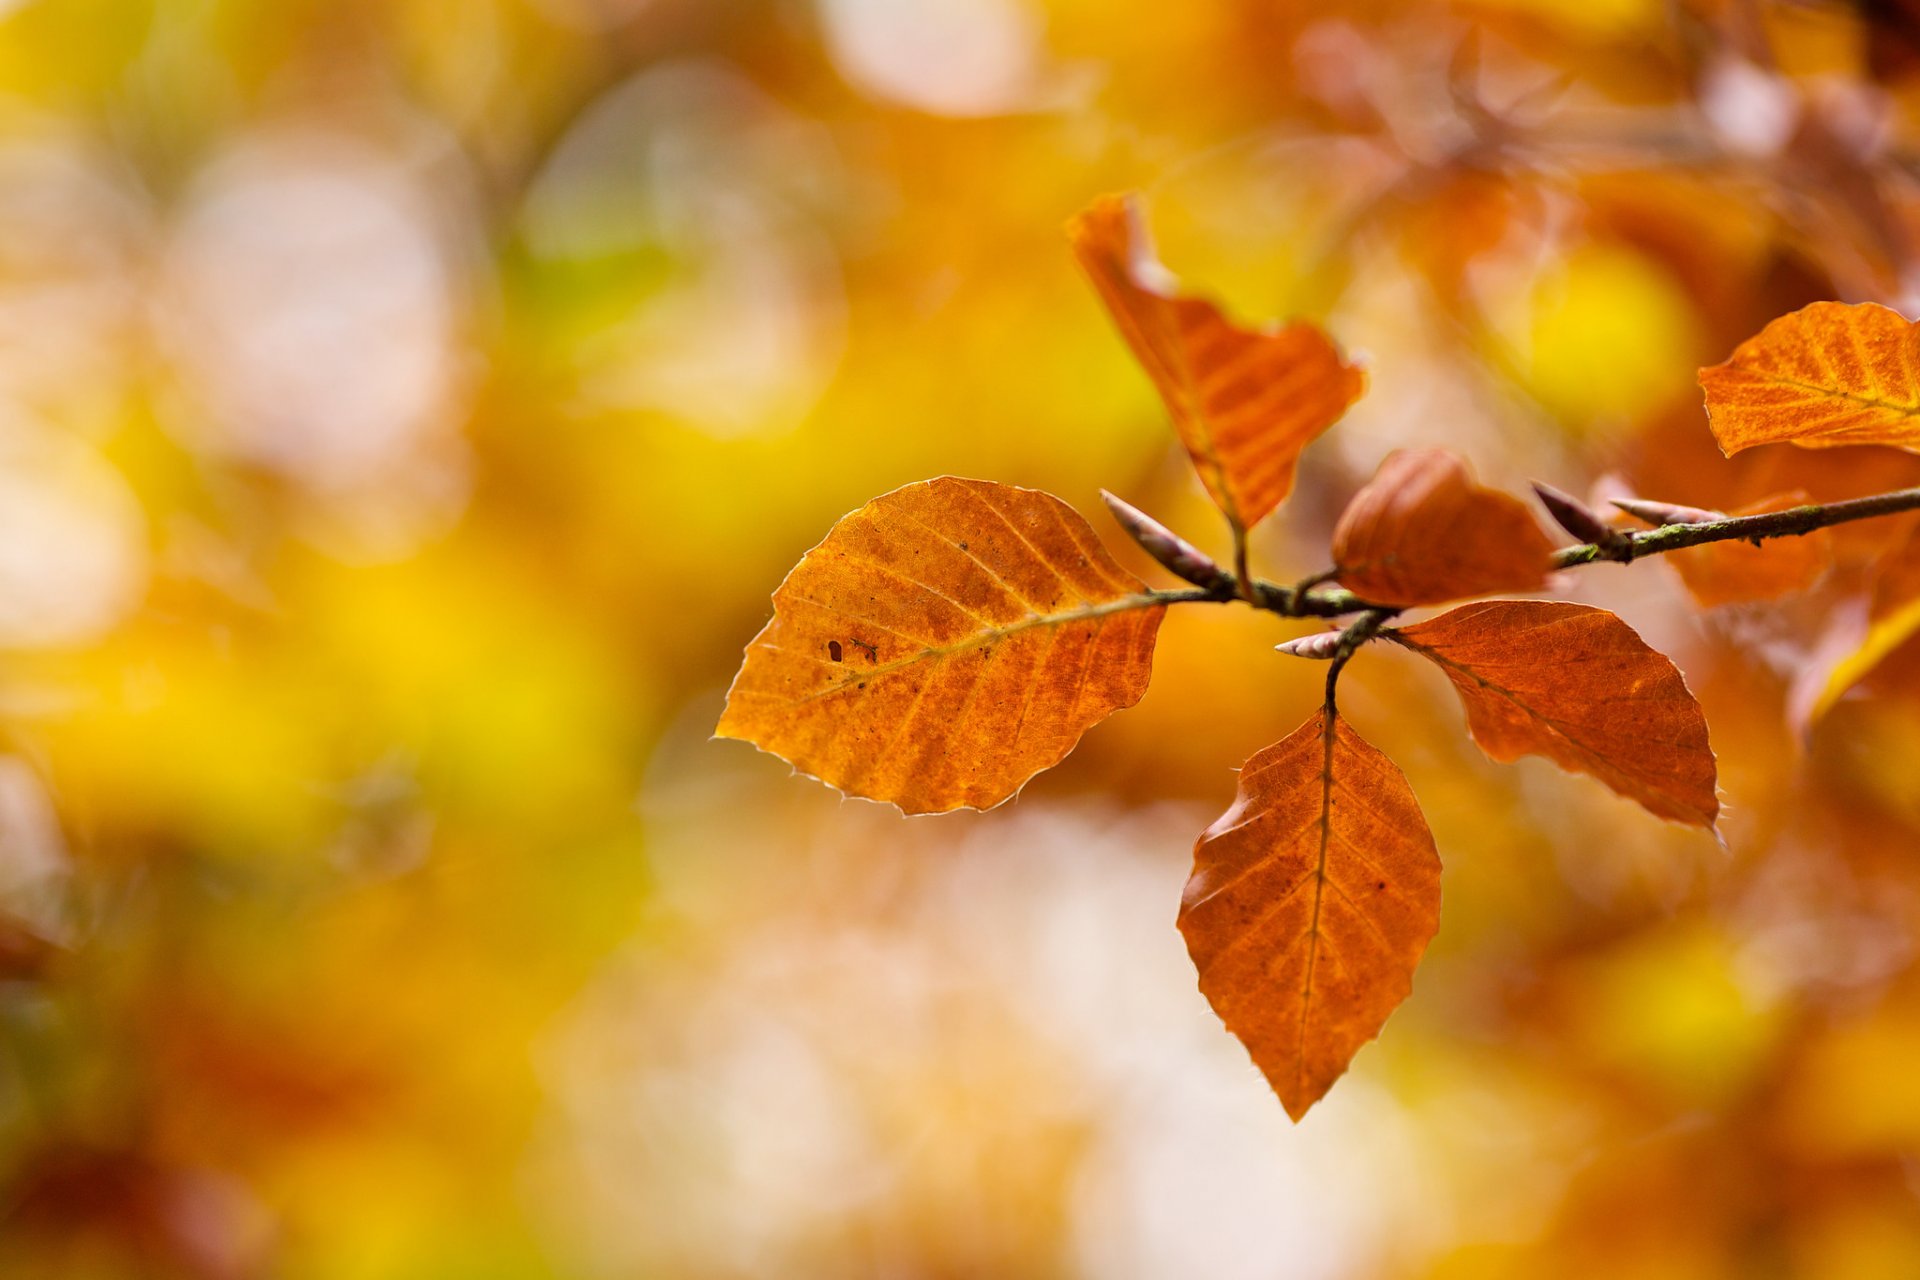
(1160, 484), (1920, 620)
(1551, 485), (1920, 567)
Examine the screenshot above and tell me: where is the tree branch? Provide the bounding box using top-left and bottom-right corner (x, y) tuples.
(1148, 483), (1920, 622)
(1551, 485), (1920, 567)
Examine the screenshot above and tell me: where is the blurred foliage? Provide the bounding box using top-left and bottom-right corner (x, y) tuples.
(3, 0), (1920, 1276)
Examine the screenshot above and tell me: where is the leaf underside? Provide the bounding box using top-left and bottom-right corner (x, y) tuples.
(1700, 300), (1920, 456)
(1179, 708), (1442, 1121)
(716, 477), (1165, 814)
(1331, 448), (1555, 606)
(1390, 601), (1719, 829)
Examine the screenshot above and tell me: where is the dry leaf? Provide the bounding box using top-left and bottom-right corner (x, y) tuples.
(1331, 448), (1556, 606)
(1700, 301), (1920, 455)
(1665, 491), (1832, 607)
(717, 478), (1165, 814)
(1179, 708), (1441, 1121)
(1069, 194), (1364, 531)
(1389, 601), (1719, 828)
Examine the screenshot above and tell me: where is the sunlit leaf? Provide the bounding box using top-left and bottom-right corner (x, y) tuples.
(1389, 601), (1719, 828)
(1330, 448), (1555, 605)
(1700, 301), (1920, 455)
(1068, 193), (1364, 531)
(1663, 491), (1832, 607)
(717, 477), (1166, 814)
(1178, 707), (1441, 1121)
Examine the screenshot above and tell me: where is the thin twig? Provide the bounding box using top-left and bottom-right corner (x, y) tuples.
(1323, 610), (1395, 711)
(1152, 484), (1920, 623)
(1551, 485), (1920, 568)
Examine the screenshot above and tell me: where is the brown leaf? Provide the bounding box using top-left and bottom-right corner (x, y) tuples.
(1665, 491), (1832, 607)
(717, 477), (1166, 814)
(1179, 708), (1441, 1121)
(1331, 449), (1556, 606)
(1700, 301), (1920, 455)
(1388, 601), (1719, 828)
(1068, 194), (1364, 531)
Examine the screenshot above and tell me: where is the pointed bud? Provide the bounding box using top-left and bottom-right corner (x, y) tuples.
(1101, 491), (1232, 592)
(1275, 630), (1346, 660)
(1611, 496), (1726, 527)
(1533, 480), (1632, 552)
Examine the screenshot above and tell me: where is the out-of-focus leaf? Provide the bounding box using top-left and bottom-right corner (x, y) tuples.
(1330, 448), (1555, 606)
(717, 477), (1165, 814)
(1802, 520), (1920, 724)
(1663, 491), (1832, 607)
(1700, 301), (1920, 455)
(1389, 601), (1719, 828)
(1178, 708), (1441, 1121)
(1068, 193), (1363, 532)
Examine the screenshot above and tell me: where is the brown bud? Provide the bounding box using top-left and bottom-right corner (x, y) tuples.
(1611, 496), (1726, 527)
(1100, 491), (1231, 592)
(1275, 630), (1346, 660)
(1533, 480), (1631, 551)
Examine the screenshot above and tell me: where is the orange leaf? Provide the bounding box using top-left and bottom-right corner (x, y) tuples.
(716, 478), (1166, 814)
(1179, 708), (1442, 1121)
(1068, 194), (1364, 531)
(1664, 491), (1832, 607)
(1330, 448), (1556, 606)
(1700, 301), (1920, 455)
(1389, 601), (1719, 828)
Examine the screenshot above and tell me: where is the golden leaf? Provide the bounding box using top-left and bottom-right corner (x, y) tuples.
(1700, 301), (1920, 455)
(717, 477), (1165, 814)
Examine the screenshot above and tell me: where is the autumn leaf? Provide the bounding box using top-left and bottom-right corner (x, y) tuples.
(717, 477), (1166, 814)
(1388, 601), (1719, 828)
(1068, 193), (1364, 532)
(1800, 518), (1920, 724)
(1331, 448), (1556, 606)
(1661, 491), (1832, 607)
(1179, 707), (1441, 1121)
(1700, 301), (1920, 455)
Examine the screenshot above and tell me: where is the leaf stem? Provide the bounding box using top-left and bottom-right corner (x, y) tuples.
(1323, 610), (1395, 711)
(1233, 524), (1253, 603)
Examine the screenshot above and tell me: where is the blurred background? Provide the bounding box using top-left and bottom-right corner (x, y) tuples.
(5, 0), (1920, 1276)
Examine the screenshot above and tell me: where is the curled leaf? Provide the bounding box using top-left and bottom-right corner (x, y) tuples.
(1389, 601), (1719, 828)
(1700, 301), (1920, 455)
(1069, 194), (1364, 532)
(1332, 449), (1556, 606)
(1664, 491), (1832, 607)
(717, 478), (1165, 814)
(1179, 708), (1441, 1121)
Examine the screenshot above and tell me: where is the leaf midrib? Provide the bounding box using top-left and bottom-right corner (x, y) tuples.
(771, 592), (1165, 707)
